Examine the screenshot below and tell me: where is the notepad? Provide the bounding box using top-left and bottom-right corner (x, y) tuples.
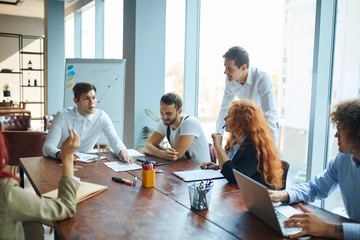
(172, 169), (225, 182)
(75, 153), (107, 163)
(42, 181), (108, 203)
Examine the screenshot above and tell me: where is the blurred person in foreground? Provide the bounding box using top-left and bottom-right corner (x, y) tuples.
(269, 99), (360, 239)
(0, 129), (80, 240)
(201, 99), (283, 189)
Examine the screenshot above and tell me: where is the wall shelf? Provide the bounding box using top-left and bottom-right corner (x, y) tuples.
(21, 69), (44, 71)
(21, 85), (44, 87)
(0, 72), (21, 74)
(20, 51), (44, 55)
(0, 32), (45, 130)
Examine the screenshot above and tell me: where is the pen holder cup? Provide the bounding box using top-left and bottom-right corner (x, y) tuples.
(142, 169), (155, 187)
(188, 182), (213, 211)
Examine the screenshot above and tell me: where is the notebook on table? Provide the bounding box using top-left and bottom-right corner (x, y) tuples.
(172, 169), (225, 182)
(42, 181), (108, 203)
(232, 169), (302, 237)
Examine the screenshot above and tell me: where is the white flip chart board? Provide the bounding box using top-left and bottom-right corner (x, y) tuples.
(64, 58), (126, 144)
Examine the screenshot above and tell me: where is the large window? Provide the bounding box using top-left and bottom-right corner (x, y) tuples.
(65, 14), (74, 59)
(198, 0), (316, 187)
(104, 0), (123, 59)
(164, 0), (186, 98)
(324, 0), (360, 215)
(82, 4), (95, 58)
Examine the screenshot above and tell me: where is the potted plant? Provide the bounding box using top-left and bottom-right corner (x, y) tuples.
(3, 83), (10, 97)
(140, 108), (170, 148)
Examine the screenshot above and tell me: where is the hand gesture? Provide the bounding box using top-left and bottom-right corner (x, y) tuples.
(211, 133), (223, 148)
(61, 129), (80, 177)
(61, 129), (80, 161)
(268, 190), (289, 203)
(161, 148), (179, 161)
(119, 150), (135, 163)
(284, 204), (339, 239)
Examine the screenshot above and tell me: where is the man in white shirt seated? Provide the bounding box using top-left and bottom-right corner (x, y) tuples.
(216, 46), (279, 144)
(144, 92), (210, 164)
(42, 82), (133, 163)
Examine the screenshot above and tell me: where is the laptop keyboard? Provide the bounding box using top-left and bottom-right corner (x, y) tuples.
(275, 209), (302, 236)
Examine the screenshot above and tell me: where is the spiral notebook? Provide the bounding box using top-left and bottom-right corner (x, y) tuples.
(172, 169), (225, 182)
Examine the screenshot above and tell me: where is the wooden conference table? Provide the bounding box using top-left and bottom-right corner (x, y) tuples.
(20, 153), (354, 240)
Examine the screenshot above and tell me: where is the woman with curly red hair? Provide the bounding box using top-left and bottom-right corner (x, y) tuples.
(201, 99), (283, 189)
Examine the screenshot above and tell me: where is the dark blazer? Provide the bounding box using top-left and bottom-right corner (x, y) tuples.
(220, 139), (270, 188)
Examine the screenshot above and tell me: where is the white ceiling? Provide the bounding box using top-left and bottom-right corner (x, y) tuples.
(0, 0), (45, 19)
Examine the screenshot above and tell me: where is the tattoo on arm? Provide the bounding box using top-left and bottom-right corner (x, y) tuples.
(334, 224), (343, 233)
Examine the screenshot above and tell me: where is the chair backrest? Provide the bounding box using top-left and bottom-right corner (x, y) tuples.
(208, 143), (216, 163)
(281, 160), (290, 190)
(0, 115), (31, 131)
(2, 131), (47, 166)
(44, 114), (55, 131)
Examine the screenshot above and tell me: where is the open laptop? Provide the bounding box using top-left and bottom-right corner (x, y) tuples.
(233, 169), (302, 237)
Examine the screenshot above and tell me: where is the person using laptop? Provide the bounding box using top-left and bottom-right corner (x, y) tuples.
(201, 99), (283, 189)
(269, 99), (360, 239)
(42, 82), (134, 163)
(0, 129), (80, 239)
(144, 92), (210, 164)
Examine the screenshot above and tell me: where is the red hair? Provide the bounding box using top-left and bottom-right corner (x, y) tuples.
(224, 99), (283, 189)
(0, 132), (20, 181)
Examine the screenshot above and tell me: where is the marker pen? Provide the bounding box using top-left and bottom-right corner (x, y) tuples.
(112, 177), (133, 186)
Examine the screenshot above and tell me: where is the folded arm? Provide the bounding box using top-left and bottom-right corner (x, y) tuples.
(144, 131), (180, 161)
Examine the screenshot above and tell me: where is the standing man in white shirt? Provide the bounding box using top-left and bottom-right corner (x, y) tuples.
(144, 92), (210, 164)
(216, 46), (279, 144)
(42, 82), (134, 163)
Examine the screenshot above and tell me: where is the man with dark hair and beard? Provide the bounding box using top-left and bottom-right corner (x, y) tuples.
(144, 92), (210, 164)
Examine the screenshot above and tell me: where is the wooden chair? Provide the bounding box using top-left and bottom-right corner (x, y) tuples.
(3, 131), (47, 188)
(0, 115), (31, 131)
(281, 160), (290, 190)
(0, 115), (47, 187)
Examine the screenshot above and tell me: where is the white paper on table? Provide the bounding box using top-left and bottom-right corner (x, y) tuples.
(103, 161), (142, 172)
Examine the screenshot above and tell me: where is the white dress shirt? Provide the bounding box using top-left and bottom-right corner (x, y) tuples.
(42, 106), (126, 158)
(216, 67), (279, 144)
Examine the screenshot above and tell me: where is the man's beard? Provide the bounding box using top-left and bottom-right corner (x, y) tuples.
(163, 113), (178, 126)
